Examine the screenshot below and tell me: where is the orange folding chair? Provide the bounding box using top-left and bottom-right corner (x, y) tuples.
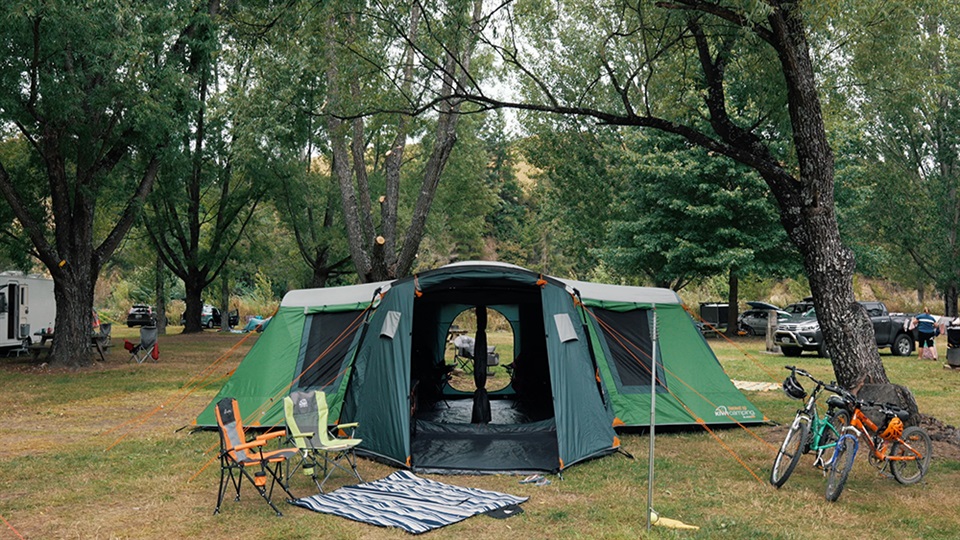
(214, 397), (299, 516)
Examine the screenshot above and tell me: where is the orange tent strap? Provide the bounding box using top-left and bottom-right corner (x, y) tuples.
(536, 277), (547, 287)
(558, 457), (565, 470)
(613, 435), (621, 447)
(612, 417), (625, 427)
(406, 456), (412, 467)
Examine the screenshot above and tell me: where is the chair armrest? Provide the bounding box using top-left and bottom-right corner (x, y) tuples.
(256, 430), (287, 442)
(292, 432), (315, 440)
(235, 439), (267, 452)
(335, 422), (359, 430)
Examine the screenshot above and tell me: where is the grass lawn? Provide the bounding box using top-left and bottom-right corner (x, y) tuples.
(1, 328), (959, 539)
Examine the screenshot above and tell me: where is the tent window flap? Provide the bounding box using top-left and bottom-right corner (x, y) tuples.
(553, 313), (578, 343)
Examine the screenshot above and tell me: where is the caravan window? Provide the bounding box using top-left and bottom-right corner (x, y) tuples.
(593, 307), (666, 391)
(0, 292), (5, 313)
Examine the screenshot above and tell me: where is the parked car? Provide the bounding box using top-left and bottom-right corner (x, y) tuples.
(180, 304), (240, 328)
(774, 301), (913, 357)
(738, 308), (792, 336)
(782, 297), (815, 315)
(126, 304), (156, 327)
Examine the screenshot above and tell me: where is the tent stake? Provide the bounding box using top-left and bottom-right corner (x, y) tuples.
(646, 305), (658, 531)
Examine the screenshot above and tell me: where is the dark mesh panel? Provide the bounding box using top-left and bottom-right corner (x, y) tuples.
(297, 311), (363, 389)
(593, 308), (664, 389)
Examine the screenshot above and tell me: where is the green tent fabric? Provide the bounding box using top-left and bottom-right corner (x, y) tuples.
(195, 262), (763, 473)
(194, 305), (305, 428)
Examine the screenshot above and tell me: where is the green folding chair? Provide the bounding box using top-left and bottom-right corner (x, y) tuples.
(283, 390), (362, 492)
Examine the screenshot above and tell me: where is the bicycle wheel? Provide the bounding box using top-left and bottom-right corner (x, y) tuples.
(889, 426), (932, 484)
(771, 414), (810, 488)
(825, 434), (857, 502)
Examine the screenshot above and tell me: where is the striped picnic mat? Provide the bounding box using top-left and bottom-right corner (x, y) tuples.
(291, 470), (528, 534)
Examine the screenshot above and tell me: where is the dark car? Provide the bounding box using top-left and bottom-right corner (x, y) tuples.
(126, 304), (156, 327)
(180, 304), (240, 328)
(774, 302), (913, 357)
(738, 308), (792, 336)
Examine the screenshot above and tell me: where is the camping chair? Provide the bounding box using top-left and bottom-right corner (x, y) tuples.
(452, 335), (475, 373)
(124, 325), (158, 364)
(214, 397), (298, 516)
(283, 390), (362, 493)
(452, 335), (499, 375)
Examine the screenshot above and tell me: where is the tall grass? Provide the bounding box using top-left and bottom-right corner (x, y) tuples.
(0, 330), (957, 539)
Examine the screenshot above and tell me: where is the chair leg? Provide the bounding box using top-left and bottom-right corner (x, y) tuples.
(240, 464), (285, 517)
(215, 464), (228, 515)
(215, 460), (242, 514)
(318, 450), (363, 491)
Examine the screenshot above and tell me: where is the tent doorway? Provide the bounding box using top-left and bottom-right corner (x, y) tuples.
(407, 282), (560, 472)
(444, 309), (513, 394)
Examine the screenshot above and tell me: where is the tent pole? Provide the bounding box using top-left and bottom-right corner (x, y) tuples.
(646, 305), (658, 531)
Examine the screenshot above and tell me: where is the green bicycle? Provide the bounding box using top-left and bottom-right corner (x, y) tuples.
(770, 366), (850, 490)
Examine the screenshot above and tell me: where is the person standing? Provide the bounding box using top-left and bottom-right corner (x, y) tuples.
(913, 307), (938, 359)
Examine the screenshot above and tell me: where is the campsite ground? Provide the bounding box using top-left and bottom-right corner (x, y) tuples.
(2, 328), (959, 539)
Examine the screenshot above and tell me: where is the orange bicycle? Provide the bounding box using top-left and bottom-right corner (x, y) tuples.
(825, 388), (931, 498)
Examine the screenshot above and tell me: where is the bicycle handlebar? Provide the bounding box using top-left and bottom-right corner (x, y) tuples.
(784, 365), (836, 392)
(783, 366), (909, 417)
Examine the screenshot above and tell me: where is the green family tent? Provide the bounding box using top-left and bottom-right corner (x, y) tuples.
(195, 262), (764, 473)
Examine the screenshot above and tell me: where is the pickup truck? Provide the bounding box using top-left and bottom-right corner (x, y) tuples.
(774, 301), (914, 357)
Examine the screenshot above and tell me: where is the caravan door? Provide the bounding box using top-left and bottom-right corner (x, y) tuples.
(3, 282), (21, 347)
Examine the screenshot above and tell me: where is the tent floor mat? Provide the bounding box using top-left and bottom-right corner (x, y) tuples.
(411, 426), (560, 473)
(415, 396), (552, 425)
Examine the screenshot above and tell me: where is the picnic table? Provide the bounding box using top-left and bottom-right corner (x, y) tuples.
(28, 329), (112, 361)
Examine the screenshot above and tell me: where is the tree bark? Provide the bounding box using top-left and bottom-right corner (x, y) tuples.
(725, 268), (739, 337)
(220, 268), (230, 332)
(155, 255), (167, 335)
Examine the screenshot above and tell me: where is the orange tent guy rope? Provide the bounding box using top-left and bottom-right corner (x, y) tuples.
(1, 515), (25, 540)
(585, 306), (770, 483)
(591, 313), (776, 453)
(188, 303), (376, 483)
(103, 330), (260, 451)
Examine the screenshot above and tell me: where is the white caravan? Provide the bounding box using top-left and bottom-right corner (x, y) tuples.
(0, 272), (56, 349)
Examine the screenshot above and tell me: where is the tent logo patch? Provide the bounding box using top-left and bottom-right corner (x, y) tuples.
(714, 405), (756, 419)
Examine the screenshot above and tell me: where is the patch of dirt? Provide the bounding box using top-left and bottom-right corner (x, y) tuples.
(920, 414), (960, 461)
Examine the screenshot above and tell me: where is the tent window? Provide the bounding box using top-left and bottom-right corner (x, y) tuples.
(380, 311), (401, 339)
(553, 313), (578, 343)
(593, 307), (665, 390)
(296, 311), (362, 389)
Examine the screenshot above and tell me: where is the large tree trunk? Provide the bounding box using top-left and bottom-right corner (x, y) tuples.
(220, 269), (230, 332)
(183, 278), (205, 332)
(326, 1), (481, 283)
(155, 255), (167, 335)
(945, 282), (958, 318)
(765, 3), (887, 388)
(725, 268), (739, 337)
(49, 266), (97, 367)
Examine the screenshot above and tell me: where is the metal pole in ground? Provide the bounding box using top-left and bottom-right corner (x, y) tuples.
(646, 305), (658, 531)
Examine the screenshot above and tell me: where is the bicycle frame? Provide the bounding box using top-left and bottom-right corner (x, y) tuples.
(844, 407), (925, 465)
(788, 368), (846, 463)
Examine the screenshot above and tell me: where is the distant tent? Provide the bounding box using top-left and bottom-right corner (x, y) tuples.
(195, 262), (763, 473)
